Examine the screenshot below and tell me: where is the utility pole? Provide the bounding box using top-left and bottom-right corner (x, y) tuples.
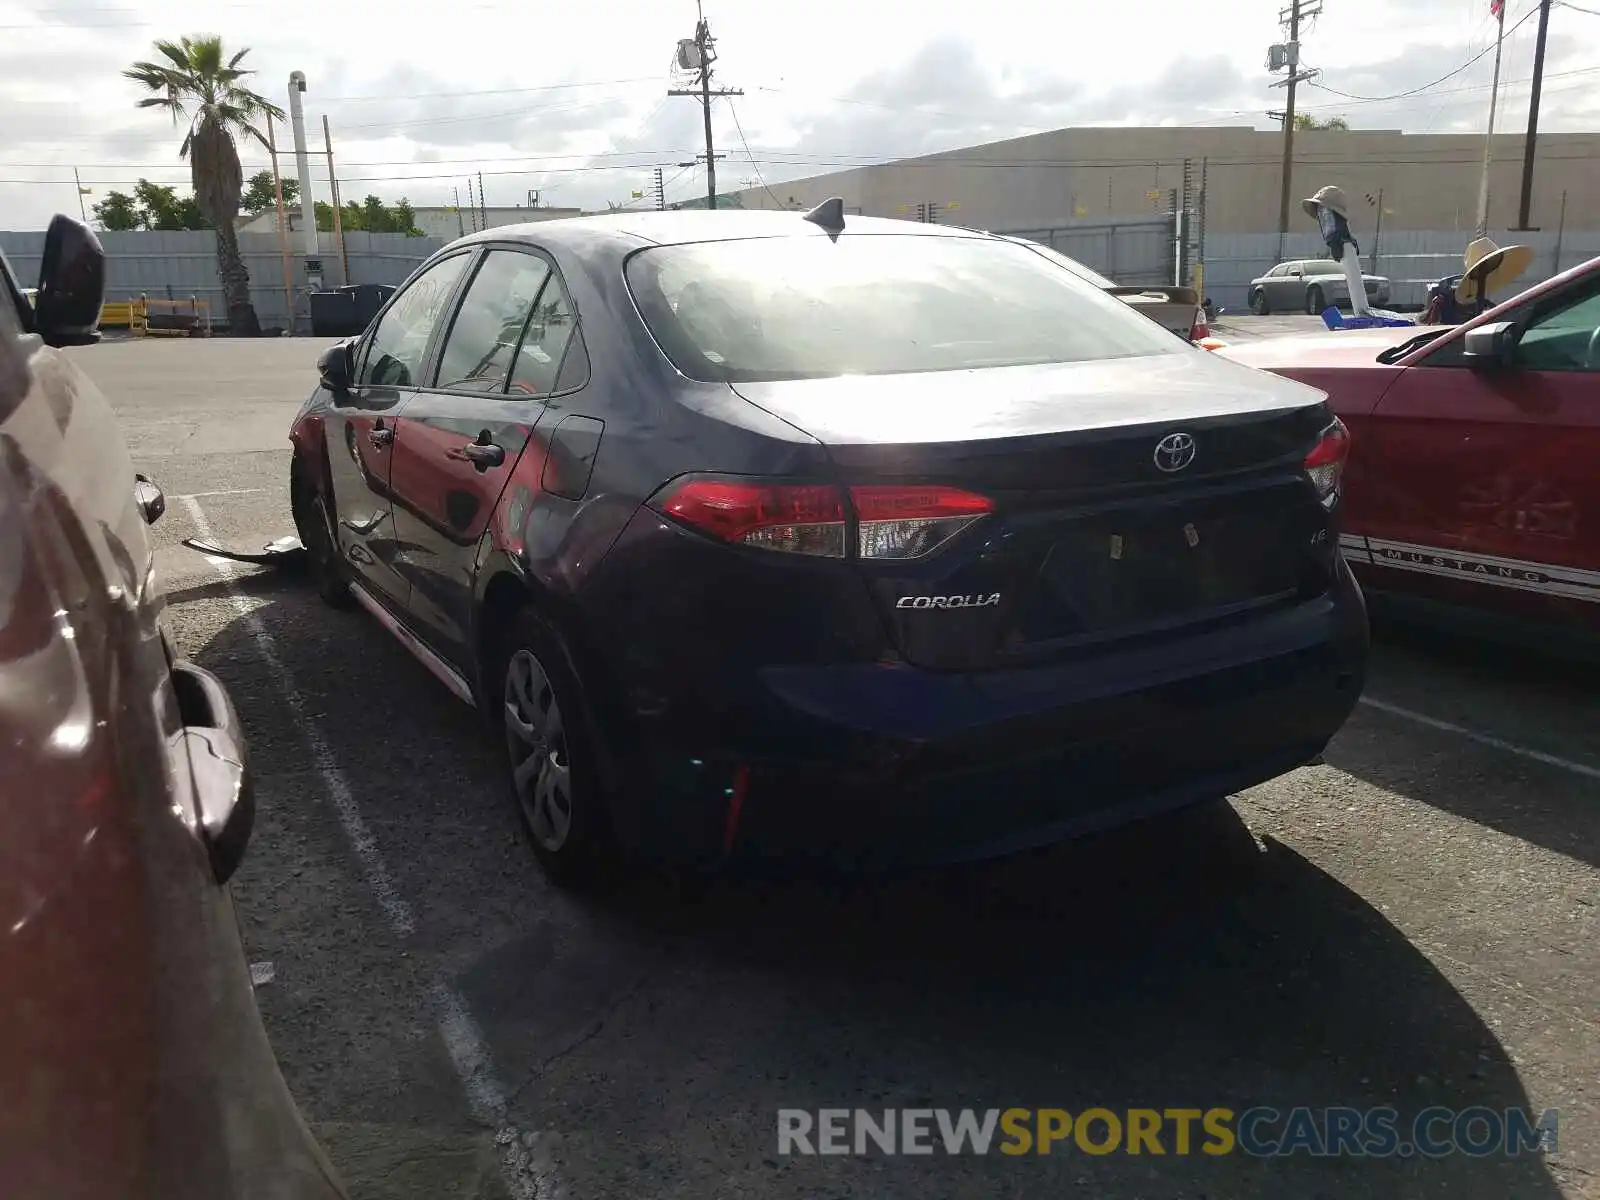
(1515, 0), (1554, 230)
(668, 3), (743, 209)
(1474, 0), (1508, 237)
(478, 171), (487, 229)
(265, 113), (295, 333)
(1268, 0), (1322, 260)
(73, 168), (88, 222)
(322, 115), (349, 286)
(654, 166), (666, 210)
(453, 186), (464, 237)
(1366, 188), (1384, 274)
(466, 177), (477, 232)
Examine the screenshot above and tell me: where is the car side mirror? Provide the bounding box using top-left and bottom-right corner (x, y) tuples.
(318, 339), (354, 392)
(35, 214), (106, 348)
(134, 473), (165, 525)
(1462, 320), (1516, 369)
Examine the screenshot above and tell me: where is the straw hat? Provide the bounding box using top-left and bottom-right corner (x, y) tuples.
(1301, 185), (1351, 220)
(1455, 237), (1535, 304)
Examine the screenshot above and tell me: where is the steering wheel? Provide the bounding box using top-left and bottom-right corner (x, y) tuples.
(1584, 325), (1600, 370)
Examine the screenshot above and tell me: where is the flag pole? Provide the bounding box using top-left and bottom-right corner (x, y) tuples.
(1473, 0), (1507, 237)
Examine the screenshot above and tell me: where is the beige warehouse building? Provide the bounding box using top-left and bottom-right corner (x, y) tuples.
(717, 125), (1600, 235)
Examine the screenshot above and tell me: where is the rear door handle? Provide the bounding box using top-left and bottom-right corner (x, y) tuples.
(458, 438), (505, 470)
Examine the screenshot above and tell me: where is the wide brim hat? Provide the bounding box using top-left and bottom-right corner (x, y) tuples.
(1301, 185), (1350, 220)
(1455, 237), (1535, 303)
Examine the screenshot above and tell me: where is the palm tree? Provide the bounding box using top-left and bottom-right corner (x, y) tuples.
(125, 36), (284, 336)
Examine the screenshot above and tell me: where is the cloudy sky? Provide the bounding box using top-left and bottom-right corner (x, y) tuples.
(2, 0), (1598, 228)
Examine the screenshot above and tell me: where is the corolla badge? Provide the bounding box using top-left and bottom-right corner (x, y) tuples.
(1153, 431), (1197, 473)
(895, 593), (1002, 609)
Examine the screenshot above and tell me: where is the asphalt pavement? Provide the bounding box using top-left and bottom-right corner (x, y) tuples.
(78, 334), (1597, 1199)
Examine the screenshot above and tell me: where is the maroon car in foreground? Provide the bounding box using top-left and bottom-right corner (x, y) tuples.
(0, 217), (346, 1199)
(1223, 254), (1600, 656)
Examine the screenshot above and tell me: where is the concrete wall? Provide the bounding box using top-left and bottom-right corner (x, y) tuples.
(722, 126), (1600, 237)
(0, 229), (444, 332)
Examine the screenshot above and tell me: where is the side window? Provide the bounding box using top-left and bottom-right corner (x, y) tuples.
(1514, 287), (1600, 373)
(433, 251), (552, 392)
(1267, 264), (1287, 278)
(508, 272), (584, 396)
(357, 254), (471, 387)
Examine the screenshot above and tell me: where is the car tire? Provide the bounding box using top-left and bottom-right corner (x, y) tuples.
(497, 607), (611, 888)
(1305, 285), (1326, 315)
(291, 462), (352, 608)
(1249, 288), (1269, 316)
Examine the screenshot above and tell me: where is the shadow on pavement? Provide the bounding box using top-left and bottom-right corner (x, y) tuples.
(1334, 623), (1600, 870)
(468, 792), (1562, 1197)
(185, 585), (1564, 1200)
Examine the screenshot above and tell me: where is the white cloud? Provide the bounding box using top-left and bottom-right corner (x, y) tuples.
(1, 0), (1596, 230)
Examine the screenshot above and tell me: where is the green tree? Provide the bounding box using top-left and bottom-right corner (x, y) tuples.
(124, 35), (285, 336)
(92, 190), (140, 231)
(360, 194), (394, 233)
(1295, 113), (1349, 131)
(131, 179), (209, 230)
(241, 168), (298, 215)
(392, 198), (423, 237)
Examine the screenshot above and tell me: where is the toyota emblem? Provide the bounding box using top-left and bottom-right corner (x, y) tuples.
(1153, 432), (1197, 473)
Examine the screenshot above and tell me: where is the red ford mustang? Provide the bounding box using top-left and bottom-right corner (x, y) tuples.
(1222, 254), (1600, 655)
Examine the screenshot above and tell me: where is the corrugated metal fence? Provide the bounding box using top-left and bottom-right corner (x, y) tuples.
(0, 229), (444, 332)
(994, 216), (1177, 287)
(1200, 228), (1600, 315)
(5, 224), (1597, 329)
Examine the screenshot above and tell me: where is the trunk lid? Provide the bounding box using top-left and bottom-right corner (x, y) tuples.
(732, 355), (1339, 671)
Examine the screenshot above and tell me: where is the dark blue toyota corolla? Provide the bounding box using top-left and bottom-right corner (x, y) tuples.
(287, 204), (1367, 884)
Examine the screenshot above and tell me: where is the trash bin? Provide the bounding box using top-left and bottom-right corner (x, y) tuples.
(308, 285), (396, 337)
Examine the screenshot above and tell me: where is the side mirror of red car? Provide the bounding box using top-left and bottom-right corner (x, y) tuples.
(317, 339), (354, 392)
(1462, 320), (1516, 369)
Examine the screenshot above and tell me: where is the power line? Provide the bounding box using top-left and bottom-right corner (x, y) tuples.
(724, 99), (784, 208)
(336, 95), (629, 133)
(320, 76), (659, 104)
(1304, 3), (1541, 102)
(14, 145), (1600, 190)
(0, 0), (557, 29)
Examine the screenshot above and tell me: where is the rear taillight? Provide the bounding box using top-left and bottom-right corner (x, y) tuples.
(1189, 308), (1209, 341)
(851, 485), (994, 560)
(655, 480), (848, 557)
(1304, 418), (1350, 509)
(651, 479), (993, 560)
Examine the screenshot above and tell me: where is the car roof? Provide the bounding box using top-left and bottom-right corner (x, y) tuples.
(450, 209), (992, 252)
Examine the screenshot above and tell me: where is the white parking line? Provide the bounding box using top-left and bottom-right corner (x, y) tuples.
(176, 488), (274, 499)
(1360, 695), (1600, 782)
(178, 495), (558, 1200)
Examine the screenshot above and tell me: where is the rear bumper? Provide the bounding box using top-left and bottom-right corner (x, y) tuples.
(605, 566), (1369, 867)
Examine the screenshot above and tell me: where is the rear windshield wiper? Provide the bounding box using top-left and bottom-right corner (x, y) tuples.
(1376, 328), (1448, 364)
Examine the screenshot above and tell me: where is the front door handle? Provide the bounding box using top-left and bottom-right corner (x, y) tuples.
(368, 422), (394, 448)
(457, 432), (505, 471)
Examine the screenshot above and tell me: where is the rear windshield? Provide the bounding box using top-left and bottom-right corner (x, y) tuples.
(1305, 260), (1346, 276)
(624, 233), (1183, 383)
(1005, 239), (1118, 289)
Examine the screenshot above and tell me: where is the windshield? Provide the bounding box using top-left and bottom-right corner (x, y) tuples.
(625, 233), (1183, 383)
